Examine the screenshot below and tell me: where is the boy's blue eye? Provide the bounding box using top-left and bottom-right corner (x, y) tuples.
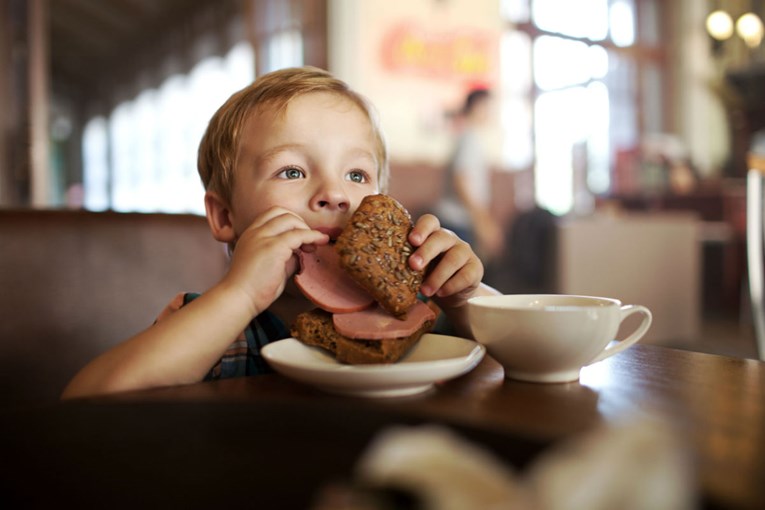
(347, 170), (366, 183)
(279, 167), (305, 180)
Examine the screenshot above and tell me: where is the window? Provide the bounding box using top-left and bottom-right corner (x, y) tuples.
(83, 43), (254, 214)
(501, 0), (663, 215)
(265, 29), (304, 73)
(82, 117), (109, 211)
(80, 0), (326, 214)
(83, 41), (258, 214)
(83, 42), (254, 214)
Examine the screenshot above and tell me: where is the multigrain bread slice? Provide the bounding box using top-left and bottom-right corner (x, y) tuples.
(291, 309), (433, 364)
(335, 194), (423, 318)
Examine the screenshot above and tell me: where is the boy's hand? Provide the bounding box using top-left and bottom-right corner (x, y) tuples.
(407, 214), (484, 310)
(223, 206), (329, 316)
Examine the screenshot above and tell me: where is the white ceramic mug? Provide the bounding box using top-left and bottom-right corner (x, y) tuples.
(467, 294), (652, 383)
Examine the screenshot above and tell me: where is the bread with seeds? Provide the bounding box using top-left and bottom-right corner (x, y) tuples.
(335, 194), (423, 317)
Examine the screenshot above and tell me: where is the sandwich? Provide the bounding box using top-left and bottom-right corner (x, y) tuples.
(291, 194), (436, 364)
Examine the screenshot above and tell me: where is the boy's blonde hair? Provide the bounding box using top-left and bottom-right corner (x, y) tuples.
(198, 66), (389, 205)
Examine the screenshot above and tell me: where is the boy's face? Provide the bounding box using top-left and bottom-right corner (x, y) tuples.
(227, 91), (380, 239)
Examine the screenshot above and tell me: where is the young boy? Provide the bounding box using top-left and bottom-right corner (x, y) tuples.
(62, 66), (500, 399)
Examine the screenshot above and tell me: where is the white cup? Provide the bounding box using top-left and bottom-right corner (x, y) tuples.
(467, 294), (652, 383)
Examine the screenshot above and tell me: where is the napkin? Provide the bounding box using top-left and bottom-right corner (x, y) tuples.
(525, 418), (695, 510)
(315, 418), (695, 510)
(355, 425), (527, 510)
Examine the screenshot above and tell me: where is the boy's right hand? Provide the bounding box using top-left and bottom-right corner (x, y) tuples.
(221, 206), (329, 317)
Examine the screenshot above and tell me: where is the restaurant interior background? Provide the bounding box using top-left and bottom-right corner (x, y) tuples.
(2, 0), (765, 359)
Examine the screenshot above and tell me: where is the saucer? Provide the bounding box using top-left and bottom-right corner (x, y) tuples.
(261, 334), (485, 398)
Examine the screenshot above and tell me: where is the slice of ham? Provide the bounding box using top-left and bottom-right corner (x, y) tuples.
(332, 301), (436, 340)
(295, 244), (375, 313)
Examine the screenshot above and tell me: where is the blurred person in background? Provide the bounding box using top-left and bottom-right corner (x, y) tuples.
(435, 88), (504, 262)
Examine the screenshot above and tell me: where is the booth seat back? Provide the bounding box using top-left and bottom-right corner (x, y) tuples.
(0, 209), (228, 408)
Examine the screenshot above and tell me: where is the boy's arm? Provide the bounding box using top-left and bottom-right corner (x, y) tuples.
(62, 207), (329, 399)
(61, 282), (257, 399)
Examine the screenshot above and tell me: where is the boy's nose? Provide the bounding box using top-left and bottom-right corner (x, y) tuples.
(311, 183), (350, 211)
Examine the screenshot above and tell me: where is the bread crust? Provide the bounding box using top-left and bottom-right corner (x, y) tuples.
(291, 309), (433, 364)
(335, 194), (422, 317)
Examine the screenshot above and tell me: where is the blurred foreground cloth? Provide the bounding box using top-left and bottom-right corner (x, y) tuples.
(311, 419), (695, 510)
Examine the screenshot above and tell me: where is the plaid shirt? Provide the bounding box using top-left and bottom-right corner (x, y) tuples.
(154, 292), (289, 380)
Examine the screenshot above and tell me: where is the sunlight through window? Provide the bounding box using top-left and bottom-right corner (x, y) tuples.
(534, 36), (592, 91)
(265, 30), (304, 73)
(82, 117), (109, 211)
(532, 0), (608, 40)
(500, 0), (530, 23)
(535, 86), (589, 214)
(610, 0), (636, 47)
(133, 90), (160, 213)
(82, 42), (255, 214)
(501, 0), (648, 215)
(110, 102), (137, 212)
(156, 75), (188, 213)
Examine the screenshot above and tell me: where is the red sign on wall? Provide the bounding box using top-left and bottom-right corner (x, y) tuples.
(380, 23), (495, 81)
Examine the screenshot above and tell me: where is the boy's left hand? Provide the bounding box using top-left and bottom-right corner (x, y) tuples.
(407, 214), (484, 310)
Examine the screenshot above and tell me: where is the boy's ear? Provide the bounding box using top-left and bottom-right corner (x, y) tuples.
(204, 191), (236, 243)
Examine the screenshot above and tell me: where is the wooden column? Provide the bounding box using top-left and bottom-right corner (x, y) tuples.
(0, 0), (26, 206)
(244, 0), (328, 76)
(302, 0), (327, 70)
(28, 0), (50, 207)
(0, 2), (8, 205)
(0, 0), (50, 207)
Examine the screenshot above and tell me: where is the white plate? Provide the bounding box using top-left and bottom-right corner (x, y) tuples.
(261, 334), (486, 398)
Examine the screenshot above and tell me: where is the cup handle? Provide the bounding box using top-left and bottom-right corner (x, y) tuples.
(589, 305), (652, 364)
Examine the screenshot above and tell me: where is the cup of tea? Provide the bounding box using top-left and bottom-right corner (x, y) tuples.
(467, 294), (652, 383)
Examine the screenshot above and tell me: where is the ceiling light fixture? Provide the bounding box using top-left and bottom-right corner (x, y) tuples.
(706, 6), (764, 48)
(736, 12), (765, 47)
(706, 9), (734, 40)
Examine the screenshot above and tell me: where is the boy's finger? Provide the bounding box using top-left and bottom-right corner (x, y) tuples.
(435, 259), (483, 298)
(408, 228), (458, 271)
(280, 228), (330, 251)
(409, 214), (441, 246)
(419, 243), (471, 296)
(248, 212), (313, 241)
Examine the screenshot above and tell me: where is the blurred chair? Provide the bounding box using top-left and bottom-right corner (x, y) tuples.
(0, 209), (228, 408)
(504, 206), (557, 294)
(556, 212), (700, 345)
(746, 151), (765, 361)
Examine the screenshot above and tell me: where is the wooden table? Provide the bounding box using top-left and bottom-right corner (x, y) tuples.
(1, 344), (763, 509)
